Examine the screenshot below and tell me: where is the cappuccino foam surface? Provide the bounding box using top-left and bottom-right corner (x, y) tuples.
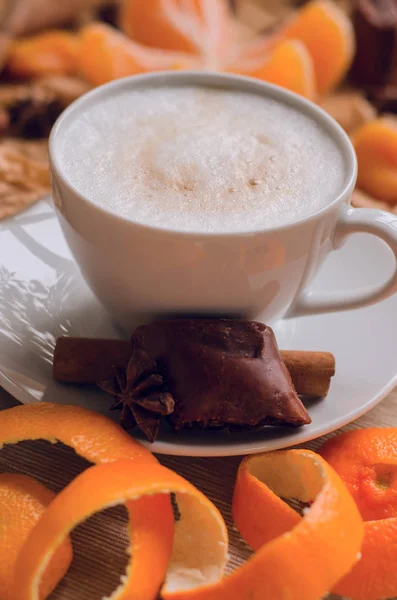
(59, 85), (347, 233)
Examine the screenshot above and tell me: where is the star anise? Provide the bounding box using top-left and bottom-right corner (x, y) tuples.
(98, 345), (175, 442)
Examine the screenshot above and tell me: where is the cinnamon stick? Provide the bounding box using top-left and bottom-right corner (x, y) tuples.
(281, 350), (335, 398)
(53, 337), (335, 398)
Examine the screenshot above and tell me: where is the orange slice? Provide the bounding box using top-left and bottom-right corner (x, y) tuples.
(79, 22), (197, 86)
(0, 473), (72, 600)
(354, 117), (397, 204)
(7, 31), (78, 77)
(282, 0), (355, 95)
(11, 459), (228, 600)
(239, 39), (316, 100)
(320, 428), (397, 600)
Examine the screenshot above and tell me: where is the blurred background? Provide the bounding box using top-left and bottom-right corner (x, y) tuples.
(0, 0), (396, 221)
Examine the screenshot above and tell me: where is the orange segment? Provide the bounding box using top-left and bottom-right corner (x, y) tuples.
(119, 0), (234, 68)
(79, 23), (197, 86)
(0, 473), (72, 600)
(320, 428), (397, 600)
(119, 0), (200, 53)
(354, 118), (397, 204)
(11, 459), (228, 600)
(239, 39), (316, 99)
(79, 23), (143, 87)
(282, 0), (355, 95)
(164, 450), (363, 600)
(7, 31), (78, 77)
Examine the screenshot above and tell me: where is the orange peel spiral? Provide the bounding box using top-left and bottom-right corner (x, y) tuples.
(0, 403), (176, 600)
(164, 449), (364, 600)
(0, 405), (365, 599)
(11, 459), (228, 600)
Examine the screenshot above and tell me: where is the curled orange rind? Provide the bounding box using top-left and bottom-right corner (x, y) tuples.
(0, 473), (72, 600)
(164, 449), (363, 600)
(0, 403), (176, 600)
(321, 428), (397, 600)
(11, 459), (228, 600)
(0, 402), (154, 465)
(0, 405), (364, 600)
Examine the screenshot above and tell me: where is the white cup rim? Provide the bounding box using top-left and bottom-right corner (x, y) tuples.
(49, 70), (358, 238)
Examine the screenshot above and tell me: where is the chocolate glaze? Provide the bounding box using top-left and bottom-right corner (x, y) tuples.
(132, 319), (311, 430)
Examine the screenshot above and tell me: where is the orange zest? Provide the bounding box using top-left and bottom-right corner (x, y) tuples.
(354, 117), (397, 204)
(7, 31), (78, 77)
(320, 428), (397, 600)
(0, 473), (72, 600)
(12, 458), (228, 600)
(281, 0), (355, 95)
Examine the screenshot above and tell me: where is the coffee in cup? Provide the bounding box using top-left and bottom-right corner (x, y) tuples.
(51, 72), (397, 327)
(58, 84), (346, 233)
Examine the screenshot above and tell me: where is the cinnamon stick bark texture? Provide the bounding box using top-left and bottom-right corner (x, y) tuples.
(53, 337), (335, 398)
(282, 350), (335, 398)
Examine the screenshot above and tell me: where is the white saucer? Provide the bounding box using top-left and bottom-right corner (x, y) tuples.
(1, 199), (397, 456)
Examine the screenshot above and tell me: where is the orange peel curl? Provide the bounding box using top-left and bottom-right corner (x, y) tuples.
(0, 402), (154, 465)
(0, 403), (176, 600)
(164, 449), (364, 600)
(11, 459), (228, 600)
(0, 405), (364, 600)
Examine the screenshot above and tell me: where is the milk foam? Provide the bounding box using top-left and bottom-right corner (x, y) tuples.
(59, 85), (346, 233)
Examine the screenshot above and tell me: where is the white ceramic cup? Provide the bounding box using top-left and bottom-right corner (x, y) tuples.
(49, 71), (397, 329)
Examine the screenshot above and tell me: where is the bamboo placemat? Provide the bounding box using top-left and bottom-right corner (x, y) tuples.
(1, 385), (397, 599)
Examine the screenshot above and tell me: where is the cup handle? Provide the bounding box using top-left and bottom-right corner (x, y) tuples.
(286, 205), (397, 318)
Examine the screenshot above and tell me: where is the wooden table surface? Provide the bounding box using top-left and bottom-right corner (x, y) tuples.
(1, 384), (397, 599)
